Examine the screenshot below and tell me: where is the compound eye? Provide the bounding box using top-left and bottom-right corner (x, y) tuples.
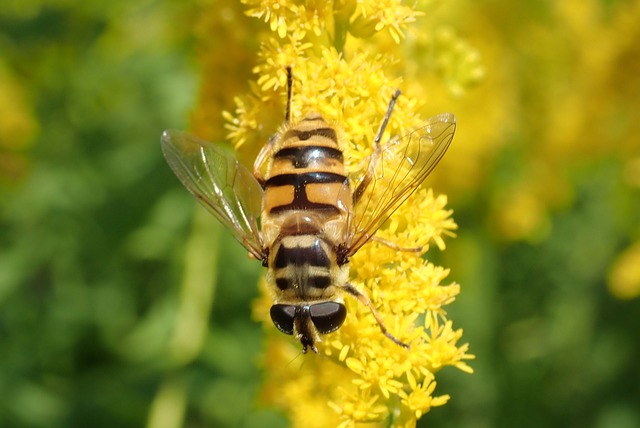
(270, 304), (296, 335)
(309, 302), (347, 334)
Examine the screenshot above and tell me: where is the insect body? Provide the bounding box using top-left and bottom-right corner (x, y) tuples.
(161, 69), (455, 353)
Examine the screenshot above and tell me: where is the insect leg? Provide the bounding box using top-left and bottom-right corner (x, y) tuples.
(285, 65), (293, 125)
(342, 283), (410, 349)
(370, 236), (424, 253)
(374, 89), (401, 146)
(353, 89), (401, 204)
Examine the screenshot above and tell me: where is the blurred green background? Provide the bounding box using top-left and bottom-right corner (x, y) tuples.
(1, 1), (639, 428)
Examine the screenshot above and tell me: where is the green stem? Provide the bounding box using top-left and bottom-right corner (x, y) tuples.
(168, 207), (221, 365)
(146, 207), (221, 428)
(333, 18), (348, 54)
(145, 374), (187, 428)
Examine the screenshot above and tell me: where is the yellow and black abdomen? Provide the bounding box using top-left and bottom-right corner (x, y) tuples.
(263, 116), (351, 219)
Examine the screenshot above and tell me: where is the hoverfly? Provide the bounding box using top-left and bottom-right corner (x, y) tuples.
(161, 68), (455, 353)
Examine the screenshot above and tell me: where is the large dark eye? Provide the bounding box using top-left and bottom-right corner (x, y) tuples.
(309, 302), (346, 334)
(270, 304), (296, 335)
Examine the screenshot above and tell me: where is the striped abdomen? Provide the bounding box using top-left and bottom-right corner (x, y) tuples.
(262, 115), (351, 219)
(270, 234), (337, 300)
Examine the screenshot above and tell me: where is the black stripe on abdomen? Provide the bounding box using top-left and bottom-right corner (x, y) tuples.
(266, 172), (348, 214)
(275, 275), (331, 290)
(265, 172), (347, 187)
(273, 240), (330, 269)
(282, 127), (338, 143)
(274, 146), (343, 168)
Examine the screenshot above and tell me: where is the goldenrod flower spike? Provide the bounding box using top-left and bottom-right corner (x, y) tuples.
(198, 1), (477, 426)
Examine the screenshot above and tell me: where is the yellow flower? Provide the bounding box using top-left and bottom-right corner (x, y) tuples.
(348, 0), (423, 42)
(195, 0), (477, 426)
(244, 0), (331, 39)
(398, 370), (449, 420)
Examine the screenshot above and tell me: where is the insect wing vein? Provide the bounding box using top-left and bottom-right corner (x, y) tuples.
(348, 113), (455, 254)
(161, 130), (264, 258)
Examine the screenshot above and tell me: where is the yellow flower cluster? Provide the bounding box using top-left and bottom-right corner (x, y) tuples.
(243, 0), (420, 43)
(195, 0), (478, 426)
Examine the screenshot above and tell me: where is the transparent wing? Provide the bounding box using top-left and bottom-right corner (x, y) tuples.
(347, 113), (456, 255)
(161, 130), (264, 259)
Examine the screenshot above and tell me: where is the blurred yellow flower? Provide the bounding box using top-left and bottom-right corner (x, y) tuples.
(195, 0), (477, 426)
(0, 62), (38, 185)
(431, 0), (640, 242)
(608, 241), (640, 300)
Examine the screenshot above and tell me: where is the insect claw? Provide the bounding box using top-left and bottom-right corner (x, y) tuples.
(386, 332), (411, 349)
